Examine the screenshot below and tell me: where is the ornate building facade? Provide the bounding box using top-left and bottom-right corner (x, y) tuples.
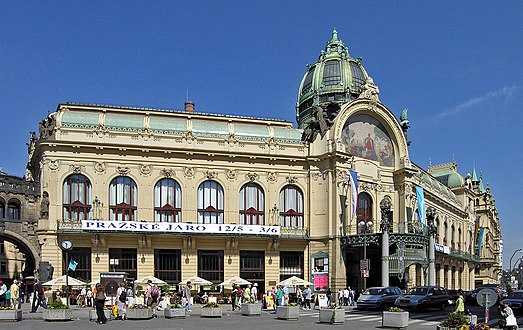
(12, 30), (503, 293)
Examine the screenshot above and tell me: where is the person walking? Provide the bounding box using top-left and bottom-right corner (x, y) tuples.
(454, 289), (465, 314)
(251, 283), (258, 302)
(182, 281), (192, 312)
(30, 279), (46, 312)
(145, 280), (159, 317)
(116, 282), (127, 320)
(10, 280), (20, 309)
(94, 283), (107, 324)
(499, 300), (518, 330)
(0, 280), (7, 307)
(231, 284), (238, 311)
(302, 285), (312, 310)
(275, 286), (283, 306)
(86, 287), (93, 307)
(243, 284), (251, 303)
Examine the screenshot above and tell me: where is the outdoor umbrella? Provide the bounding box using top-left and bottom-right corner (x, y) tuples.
(42, 275), (87, 287)
(277, 276), (312, 287)
(135, 275), (167, 285)
(219, 276), (252, 286)
(179, 275), (212, 286)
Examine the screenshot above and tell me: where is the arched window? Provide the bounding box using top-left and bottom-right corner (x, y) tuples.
(239, 183), (265, 225)
(458, 228), (462, 251)
(443, 222), (448, 245)
(0, 200), (5, 219)
(436, 218), (440, 243)
(63, 174), (92, 220)
(450, 225), (455, 249)
(7, 201), (20, 220)
(109, 176), (137, 221)
(197, 180), (224, 224)
(154, 178), (182, 222)
(469, 231), (473, 254)
(357, 192), (372, 221)
(279, 185), (304, 227)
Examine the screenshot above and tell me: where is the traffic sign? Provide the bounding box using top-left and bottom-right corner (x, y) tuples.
(476, 288), (497, 308)
(360, 259), (369, 271)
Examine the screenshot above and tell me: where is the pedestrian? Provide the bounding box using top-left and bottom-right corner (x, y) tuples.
(30, 279), (46, 312)
(182, 281), (192, 312)
(236, 286), (243, 309)
(251, 283), (258, 302)
(282, 285), (289, 305)
(86, 287), (93, 307)
(275, 285), (283, 306)
(94, 283), (107, 324)
(349, 287), (355, 306)
(145, 280), (159, 317)
(244, 284), (251, 303)
(116, 282), (127, 320)
(454, 289), (465, 314)
(302, 285), (312, 310)
(10, 280), (20, 309)
(296, 286), (303, 307)
(231, 284), (238, 311)
(499, 300), (517, 330)
(0, 280), (7, 307)
(78, 286), (86, 307)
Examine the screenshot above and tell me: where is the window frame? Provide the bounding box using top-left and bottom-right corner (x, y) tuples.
(279, 185), (304, 228)
(239, 183), (265, 225)
(63, 174), (92, 221)
(154, 178), (182, 223)
(109, 176), (138, 221)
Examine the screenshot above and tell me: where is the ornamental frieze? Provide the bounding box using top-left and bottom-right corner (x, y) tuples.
(116, 166), (130, 175)
(206, 170), (218, 180)
(267, 172), (277, 183)
(226, 169), (238, 180)
(69, 164), (84, 174)
(48, 160), (60, 171)
(246, 172), (258, 182)
(286, 175), (298, 184)
(183, 167), (195, 178)
(139, 164), (152, 176)
(161, 168), (175, 178)
(94, 162), (106, 173)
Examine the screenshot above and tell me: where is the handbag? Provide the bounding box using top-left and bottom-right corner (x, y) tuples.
(498, 318), (507, 327)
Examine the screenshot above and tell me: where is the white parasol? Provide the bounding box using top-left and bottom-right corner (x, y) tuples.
(135, 275), (167, 285)
(179, 275), (212, 286)
(42, 275), (87, 287)
(277, 276), (312, 287)
(219, 276), (252, 286)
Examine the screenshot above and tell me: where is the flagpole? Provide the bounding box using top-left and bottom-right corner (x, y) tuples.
(66, 250), (69, 307)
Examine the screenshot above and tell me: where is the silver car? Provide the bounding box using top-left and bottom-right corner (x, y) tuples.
(357, 286), (403, 310)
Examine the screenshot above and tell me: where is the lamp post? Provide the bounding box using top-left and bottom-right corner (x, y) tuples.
(510, 249), (523, 273)
(426, 207), (437, 286)
(358, 219), (373, 291)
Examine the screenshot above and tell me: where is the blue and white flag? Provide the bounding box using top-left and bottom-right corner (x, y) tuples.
(68, 259), (78, 271)
(415, 186), (426, 227)
(349, 171), (359, 220)
(477, 227), (485, 255)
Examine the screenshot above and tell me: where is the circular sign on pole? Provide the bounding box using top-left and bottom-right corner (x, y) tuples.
(476, 288), (497, 308)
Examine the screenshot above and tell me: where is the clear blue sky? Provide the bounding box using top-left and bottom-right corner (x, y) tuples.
(1, 1), (522, 270)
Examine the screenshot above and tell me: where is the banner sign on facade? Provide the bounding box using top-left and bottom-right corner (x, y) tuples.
(81, 220), (280, 236)
(415, 186), (426, 228)
(349, 171), (359, 221)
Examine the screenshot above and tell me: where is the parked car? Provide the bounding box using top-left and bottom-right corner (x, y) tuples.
(394, 286), (449, 312)
(356, 286), (403, 310)
(502, 290), (523, 314)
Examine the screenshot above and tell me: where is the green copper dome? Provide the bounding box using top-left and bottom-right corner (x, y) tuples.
(296, 29), (369, 128)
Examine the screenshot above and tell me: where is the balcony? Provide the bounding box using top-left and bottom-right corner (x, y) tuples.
(279, 226), (309, 239)
(449, 247), (480, 262)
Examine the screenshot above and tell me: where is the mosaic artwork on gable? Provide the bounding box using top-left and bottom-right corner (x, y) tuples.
(341, 114), (395, 166)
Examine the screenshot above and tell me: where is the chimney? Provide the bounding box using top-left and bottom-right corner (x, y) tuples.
(184, 101), (195, 113)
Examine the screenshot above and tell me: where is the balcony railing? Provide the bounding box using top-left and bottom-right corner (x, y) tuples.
(449, 247), (480, 262)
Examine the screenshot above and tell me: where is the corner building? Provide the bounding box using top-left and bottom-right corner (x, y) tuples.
(27, 30), (501, 293)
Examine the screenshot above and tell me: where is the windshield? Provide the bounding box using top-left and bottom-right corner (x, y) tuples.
(508, 292), (523, 299)
(407, 287), (428, 295)
(364, 288), (385, 295)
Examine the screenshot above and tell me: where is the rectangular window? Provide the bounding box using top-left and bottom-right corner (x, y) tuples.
(280, 251), (304, 281)
(109, 248), (137, 280)
(0, 261), (6, 274)
(322, 60), (340, 86)
(198, 250), (224, 284)
(240, 251), (265, 294)
(63, 247), (92, 282)
(155, 249), (181, 284)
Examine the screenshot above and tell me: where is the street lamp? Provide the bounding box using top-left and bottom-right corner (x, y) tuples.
(358, 219), (373, 291)
(510, 249), (523, 273)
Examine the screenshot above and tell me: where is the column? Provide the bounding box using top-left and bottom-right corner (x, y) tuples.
(381, 231), (389, 287)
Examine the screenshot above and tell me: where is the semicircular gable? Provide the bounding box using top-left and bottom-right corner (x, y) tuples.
(333, 101), (410, 168)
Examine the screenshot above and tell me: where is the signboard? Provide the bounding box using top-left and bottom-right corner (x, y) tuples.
(362, 270), (369, 278)
(476, 288), (497, 308)
(360, 259), (369, 271)
(313, 273), (329, 291)
(317, 293), (328, 308)
(82, 220), (280, 236)
(265, 296), (275, 310)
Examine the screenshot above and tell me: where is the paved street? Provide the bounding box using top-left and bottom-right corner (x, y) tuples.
(3, 303), (522, 329)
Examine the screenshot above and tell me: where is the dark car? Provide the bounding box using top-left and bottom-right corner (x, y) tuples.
(394, 286), (449, 312)
(447, 289), (459, 306)
(356, 286), (403, 310)
(503, 290), (523, 314)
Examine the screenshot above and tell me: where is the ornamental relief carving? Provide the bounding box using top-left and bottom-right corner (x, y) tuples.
(69, 164), (84, 174)
(161, 168), (175, 178)
(206, 170), (218, 180)
(140, 164), (152, 176)
(267, 172), (277, 183)
(226, 169), (238, 180)
(183, 167), (195, 178)
(48, 160), (60, 171)
(286, 175), (298, 184)
(94, 162), (106, 173)
(246, 172), (258, 182)
(116, 166), (130, 175)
